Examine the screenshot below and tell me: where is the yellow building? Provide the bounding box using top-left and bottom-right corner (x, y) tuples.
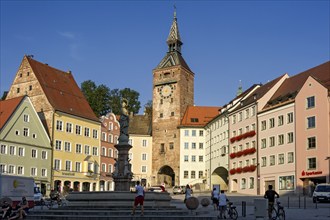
(6, 55), (101, 193)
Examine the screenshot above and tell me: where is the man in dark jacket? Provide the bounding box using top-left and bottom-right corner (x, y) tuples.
(264, 185), (279, 219)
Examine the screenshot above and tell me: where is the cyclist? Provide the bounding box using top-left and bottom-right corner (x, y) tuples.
(218, 190), (228, 219)
(264, 185), (279, 219)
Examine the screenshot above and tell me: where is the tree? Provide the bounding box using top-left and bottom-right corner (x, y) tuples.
(81, 80), (111, 117)
(144, 100), (152, 115)
(109, 88), (141, 115)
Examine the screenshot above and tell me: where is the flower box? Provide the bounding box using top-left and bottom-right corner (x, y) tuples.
(229, 169), (236, 175)
(235, 167), (242, 173)
(236, 151), (243, 157)
(230, 153), (237, 159)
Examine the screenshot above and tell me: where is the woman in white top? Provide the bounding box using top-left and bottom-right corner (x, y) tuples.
(184, 184), (192, 203)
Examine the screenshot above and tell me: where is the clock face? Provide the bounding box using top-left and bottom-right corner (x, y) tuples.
(160, 84), (173, 98)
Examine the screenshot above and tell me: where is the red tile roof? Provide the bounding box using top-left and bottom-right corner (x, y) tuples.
(180, 106), (221, 127)
(26, 56), (99, 122)
(0, 96), (24, 129)
(264, 61), (330, 109)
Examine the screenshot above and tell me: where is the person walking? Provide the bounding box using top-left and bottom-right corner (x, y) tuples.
(218, 190), (228, 219)
(131, 181), (145, 216)
(184, 184), (192, 203)
(211, 188), (219, 210)
(264, 185), (279, 219)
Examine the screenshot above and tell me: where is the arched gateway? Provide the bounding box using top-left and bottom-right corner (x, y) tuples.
(157, 165), (175, 187)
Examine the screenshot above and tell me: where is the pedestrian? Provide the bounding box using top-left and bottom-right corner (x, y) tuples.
(2, 201), (13, 219)
(211, 187), (219, 210)
(131, 180), (145, 216)
(218, 190), (228, 219)
(9, 196), (29, 220)
(264, 185), (279, 219)
(184, 184), (192, 203)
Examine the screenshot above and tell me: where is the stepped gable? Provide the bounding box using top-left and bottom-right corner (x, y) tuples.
(128, 114), (152, 135)
(180, 106), (221, 128)
(264, 61), (330, 109)
(0, 96), (24, 129)
(232, 74), (286, 112)
(26, 57), (99, 122)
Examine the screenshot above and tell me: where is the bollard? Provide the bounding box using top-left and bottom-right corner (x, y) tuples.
(298, 194), (301, 209)
(287, 196), (289, 209)
(304, 196), (306, 209)
(315, 199), (318, 209)
(242, 201), (246, 217)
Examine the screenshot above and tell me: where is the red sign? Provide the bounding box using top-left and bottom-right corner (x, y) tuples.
(301, 170), (323, 176)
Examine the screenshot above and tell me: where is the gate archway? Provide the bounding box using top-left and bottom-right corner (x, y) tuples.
(158, 165), (175, 187)
(211, 167), (228, 191)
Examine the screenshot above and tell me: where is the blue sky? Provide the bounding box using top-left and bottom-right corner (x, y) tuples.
(1, 0), (329, 114)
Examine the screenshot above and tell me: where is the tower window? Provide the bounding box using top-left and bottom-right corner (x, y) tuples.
(29, 85), (32, 91)
(160, 113), (163, 118)
(17, 88), (20, 93)
(171, 112), (174, 116)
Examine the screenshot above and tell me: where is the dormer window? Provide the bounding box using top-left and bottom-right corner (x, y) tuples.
(191, 118), (199, 123)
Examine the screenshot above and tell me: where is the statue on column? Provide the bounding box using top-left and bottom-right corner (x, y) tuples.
(118, 98), (129, 145)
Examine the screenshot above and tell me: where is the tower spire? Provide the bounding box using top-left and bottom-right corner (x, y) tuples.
(167, 6), (182, 53)
(237, 80), (243, 96)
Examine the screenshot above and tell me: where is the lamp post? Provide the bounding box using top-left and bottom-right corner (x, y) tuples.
(326, 156), (330, 183)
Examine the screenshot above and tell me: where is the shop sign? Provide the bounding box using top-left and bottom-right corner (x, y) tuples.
(62, 172), (75, 176)
(301, 170), (322, 176)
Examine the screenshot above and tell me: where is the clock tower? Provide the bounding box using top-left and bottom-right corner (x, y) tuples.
(152, 10), (194, 186)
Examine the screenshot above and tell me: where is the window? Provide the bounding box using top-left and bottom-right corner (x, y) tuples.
(307, 96), (315, 108)
(15, 130), (20, 135)
(101, 147), (106, 156)
(23, 114), (29, 122)
(17, 166), (24, 175)
(28, 85), (32, 91)
(56, 120), (63, 131)
(199, 130), (204, 136)
(252, 106), (256, 116)
(288, 132), (294, 143)
(85, 145), (90, 155)
(66, 123), (72, 133)
(287, 112), (293, 123)
(261, 139), (266, 149)
(101, 132), (106, 141)
(261, 157), (267, 167)
(199, 156), (203, 162)
(109, 134), (113, 143)
(108, 164), (113, 173)
(64, 142), (71, 152)
(241, 178), (246, 189)
(184, 171), (189, 179)
(55, 140), (62, 150)
(142, 153), (147, 161)
(141, 166), (147, 173)
(159, 113), (163, 118)
(184, 142), (189, 149)
(261, 121), (266, 130)
(307, 137), (316, 149)
(191, 118), (198, 122)
(191, 143), (196, 149)
(109, 122), (113, 130)
(93, 129), (98, 139)
(288, 152), (294, 163)
(191, 155), (196, 162)
(308, 157), (316, 170)
(184, 130), (189, 136)
(32, 134), (37, 139)
(31, 149), (37, 158)
(41, 168), (47, 177)
(76, 144), (82, 153)
(169, 142), (174, 150)
(84, 127), (90, 137)
(8, 165), (15, 174)
(199, 143), (204, 149)
(23, 128), (29, 137)
(191, 171), (196, 179)
(191, 130), (196, 137)
(278, 115), (284, 126)
(92, 147), (98, 156)
(249, 177), (254, 189)
(199, 171), (203, 179)
(9, 146), (15, 155)
(75, 125), (81, 135)
(279, 176), (294, 190)
(0, 145), (6, 154)
(245, 109), (250, 119)
(239, 112), (242, 121)
(18, 147), (24, 157)
(142, 139), (147, 147)
(270, 155), (275, 166)
(269, 137), (275, 147)
(17, 88), (20, 93)
(41, 151), (47, 159)
(65, 161), (71, 171)
(0, 164), (6, 173)
(160, 144), (165, 153)
(184, 155), (188, 162)
(307, 116), (316, 129)
(278, 154), (284, 164)
(108, 149), (113, 157)
(232, 115), (236, 124)
(31, 167), (37, 176)
(101, 163), (106, 172)
(54, 159), (61, 170)
(75, 162), (81, 172)
(278, 134), (284, 145)
(269, 118), (275, 128)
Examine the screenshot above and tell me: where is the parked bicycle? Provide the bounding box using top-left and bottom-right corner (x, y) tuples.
(218, 201), (238, 220)
(271, 200), (285, 220)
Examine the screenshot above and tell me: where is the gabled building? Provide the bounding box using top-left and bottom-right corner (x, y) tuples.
(0, 96), (52, 196)
(99, 112), (120, 191)
(6, 56), (101, 192)
(128, 112), (153, 187)
(179, 106), (220, 189)
(228, 74), (288, 195)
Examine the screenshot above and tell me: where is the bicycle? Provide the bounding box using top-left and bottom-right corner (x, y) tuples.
(270, 200), (285, 220)
(218, 201), (238, 220)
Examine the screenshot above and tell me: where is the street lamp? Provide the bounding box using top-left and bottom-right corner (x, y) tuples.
(326, 157), (330, 183)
